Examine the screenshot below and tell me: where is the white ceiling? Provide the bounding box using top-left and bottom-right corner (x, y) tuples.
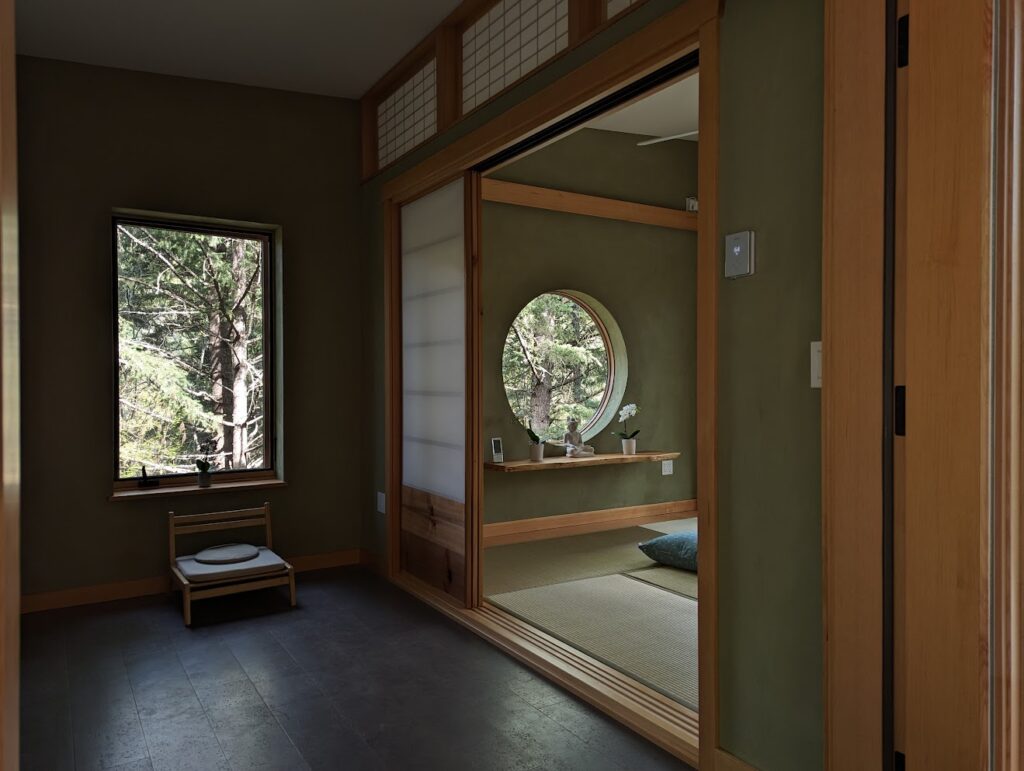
(587, 74), (699, 140)
(15, 0), (464, 99)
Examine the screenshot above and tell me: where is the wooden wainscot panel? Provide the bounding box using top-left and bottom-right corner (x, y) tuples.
(401, 486), (467, 601)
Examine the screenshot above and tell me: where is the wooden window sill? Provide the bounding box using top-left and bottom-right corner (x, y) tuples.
(484, 451), (680, 473)
(110, 478), (286, 502)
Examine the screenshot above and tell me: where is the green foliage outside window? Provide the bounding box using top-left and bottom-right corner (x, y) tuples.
(116, 222), (267, 478)
(501, 293), (611, 443)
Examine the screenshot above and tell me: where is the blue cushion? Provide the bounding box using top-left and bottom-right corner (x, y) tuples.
(638, 530), (698, 572)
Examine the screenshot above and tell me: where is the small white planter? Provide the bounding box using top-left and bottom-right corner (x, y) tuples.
(529, 444), (545, 462)
(621, 438), (637, 456)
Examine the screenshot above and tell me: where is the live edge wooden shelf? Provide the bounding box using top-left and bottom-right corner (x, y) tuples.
(484, 451), (680, 473)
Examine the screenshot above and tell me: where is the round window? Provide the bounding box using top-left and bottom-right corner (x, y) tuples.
(501, 291), (625, 443)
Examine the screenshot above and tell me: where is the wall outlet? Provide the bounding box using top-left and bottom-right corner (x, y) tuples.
(662, 460), (674, 476)
(376, 491), (386, 514)
(810, 341), (822, 388)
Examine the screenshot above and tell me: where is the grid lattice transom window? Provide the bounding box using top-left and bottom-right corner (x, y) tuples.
(461, 0), (569, 114)
(377, 59), (438, 168)
(115, 218), (273, 481)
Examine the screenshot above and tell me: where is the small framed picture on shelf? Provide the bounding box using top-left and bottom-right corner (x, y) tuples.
(490, 437), (504, 463)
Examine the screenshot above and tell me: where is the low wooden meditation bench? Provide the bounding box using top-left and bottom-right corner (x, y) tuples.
(169, 503), (295, 625)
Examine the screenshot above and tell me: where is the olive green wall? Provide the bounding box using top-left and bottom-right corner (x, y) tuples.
(17, 57), (364, 595)
(483, 129), (696, 523)
(363, 0), (825, 767)
(716, 0), (824, 767)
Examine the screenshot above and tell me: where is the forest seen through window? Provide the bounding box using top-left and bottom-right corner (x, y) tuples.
(116, 221), (269, 478)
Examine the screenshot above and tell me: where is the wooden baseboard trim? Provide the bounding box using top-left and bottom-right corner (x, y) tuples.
(714, 748), (757, 771)
(21, 548), (371, 613)
(392, 570), (699, 767)
(289, 548), (369, 572)
(483, 499), (696, 548)
(21, 576), (171, 614)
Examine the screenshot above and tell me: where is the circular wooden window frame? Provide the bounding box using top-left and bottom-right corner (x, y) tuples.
(503, 290), (628, 442)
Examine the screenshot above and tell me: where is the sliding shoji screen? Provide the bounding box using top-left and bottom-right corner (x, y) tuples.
(377, 59), (438, 168)
(400, 178), (467, 599)
(461, 0), (569, 113)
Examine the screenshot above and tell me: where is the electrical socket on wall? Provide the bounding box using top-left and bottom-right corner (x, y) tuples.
(810, 341), (822, 389)
(662, 460), (674, 476)
(376, 491), (386, 514)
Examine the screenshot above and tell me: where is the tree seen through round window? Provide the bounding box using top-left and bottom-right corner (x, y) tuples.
(502, 292), (612, 443)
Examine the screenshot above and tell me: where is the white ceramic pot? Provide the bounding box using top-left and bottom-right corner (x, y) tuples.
(529, 444), (545, 462)
(621, 438), (637, 456)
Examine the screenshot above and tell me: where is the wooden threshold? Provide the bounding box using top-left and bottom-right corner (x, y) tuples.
(485, 451), (679, 473)
(393, 571), (699, 767)
(482, 499), (696, 548)
(481, 178), (698, 231)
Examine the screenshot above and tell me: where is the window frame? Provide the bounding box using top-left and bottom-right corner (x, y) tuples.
(502, 289), (618, 441)
(110, 213), (278, 492)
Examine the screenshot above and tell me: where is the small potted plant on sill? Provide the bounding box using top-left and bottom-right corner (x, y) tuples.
(527, 427), (546, 462)
(612, 403), (640, 455)
(196, 446), (212, 488)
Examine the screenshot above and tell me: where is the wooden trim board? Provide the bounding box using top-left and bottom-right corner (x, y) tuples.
(695, 17), (720, 769)
(0, 0), (19, 764)
(821, 1), (886, 768)
(903, 1), (993, 768)
(482, 500), (696, 548)
(994, 1), (1024, 767)
(20, 549), (371, 614)
(481, 178), (698, 231)
(392, 570), (700, 767)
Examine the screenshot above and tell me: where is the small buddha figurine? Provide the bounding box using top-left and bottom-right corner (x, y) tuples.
(563, 419), (596, 457)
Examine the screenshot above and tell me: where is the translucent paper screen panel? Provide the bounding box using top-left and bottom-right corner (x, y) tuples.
(401, 179), (466, 503)
(461, 0), (570, 113)
(377, 59), (438, 168)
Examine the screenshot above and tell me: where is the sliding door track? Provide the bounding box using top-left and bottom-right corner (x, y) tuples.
(393, 571), (699, 767)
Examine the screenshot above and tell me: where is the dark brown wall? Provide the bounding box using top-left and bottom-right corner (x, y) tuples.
(17, 56), (363, 594)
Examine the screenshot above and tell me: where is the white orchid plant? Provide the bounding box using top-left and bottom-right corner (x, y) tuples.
(612, 403), (640, 440)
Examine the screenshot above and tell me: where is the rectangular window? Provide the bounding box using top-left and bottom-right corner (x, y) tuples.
(114, 217), (273, 483)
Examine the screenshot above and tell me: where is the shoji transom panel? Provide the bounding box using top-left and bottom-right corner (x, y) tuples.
(461, 0), (570, 113)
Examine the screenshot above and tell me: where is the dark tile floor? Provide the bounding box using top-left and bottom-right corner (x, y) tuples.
(20, 568), (691, 770)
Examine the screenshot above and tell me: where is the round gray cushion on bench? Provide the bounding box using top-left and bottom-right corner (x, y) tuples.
(194, 543), (259, 565)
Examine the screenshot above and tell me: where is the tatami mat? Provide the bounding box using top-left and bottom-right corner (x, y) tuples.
(490, 574), (699, 709)
(483, 526), (660, 595)
(641, 517), (699, 535)
(626, 566), (698, 599)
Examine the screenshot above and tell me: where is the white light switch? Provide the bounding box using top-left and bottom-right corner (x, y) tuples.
(662, 460), (674, 476)
(810, 341), (822, 389)
(376, 491), (386, 514)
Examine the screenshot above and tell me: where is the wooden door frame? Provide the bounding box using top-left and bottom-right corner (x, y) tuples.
(822, 1), (887, 768)
(0, 0), (18, 766)
(382, 1), (726, 766)
(994, 0), (1022, 768)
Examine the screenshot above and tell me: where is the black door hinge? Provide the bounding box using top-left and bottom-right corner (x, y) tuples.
(897, 15), (909, 68)
(895, 750), (906, 771)
(894, 385), (906, 436)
